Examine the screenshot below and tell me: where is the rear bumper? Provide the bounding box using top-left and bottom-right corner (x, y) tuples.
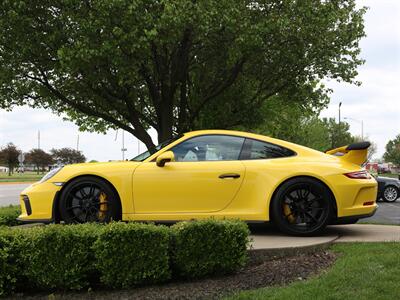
(332, 206), (377, 224)
(326, 174), (378, 218)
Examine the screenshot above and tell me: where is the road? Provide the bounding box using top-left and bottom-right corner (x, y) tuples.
(0, 183), (399, 225)
(0, 183), (31, 206)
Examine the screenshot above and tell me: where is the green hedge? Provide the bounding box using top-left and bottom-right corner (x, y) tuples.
(171, 219), (250, 278)
(22, 224), (100, 290)
(94, 222), (171, 288)
(0, 205), (21, 227)
(0, 220), (249, 296)
(0, 229), (21, 296)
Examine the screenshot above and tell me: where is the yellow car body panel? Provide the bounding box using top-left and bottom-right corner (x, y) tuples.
(18, 129), (377, 223)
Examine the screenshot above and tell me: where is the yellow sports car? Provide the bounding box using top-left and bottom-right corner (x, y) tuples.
(18, 130), (377, 235)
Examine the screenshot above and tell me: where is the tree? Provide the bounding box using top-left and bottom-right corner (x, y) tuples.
(0, 143), (20, 176)
(51, 148), (86, 165)
(250, 90), (330, 151)
(251, 96), (355, 152)
(383, 135), (400, 166)
(323, 118), (355, 150)
(0, 0), (366, 151)
(25, 149), (53, 174)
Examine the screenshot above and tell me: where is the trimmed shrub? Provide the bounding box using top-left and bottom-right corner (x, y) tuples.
(93, 222), (171, 288)
(0, 219), (250, 295)
(0, 228), (26, 296)
(21, 224), (100, 290)
(171, 219), (250, 278)
(0, 205), (21, 227)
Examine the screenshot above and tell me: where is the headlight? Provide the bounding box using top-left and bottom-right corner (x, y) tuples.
(39, 167), (63, 183)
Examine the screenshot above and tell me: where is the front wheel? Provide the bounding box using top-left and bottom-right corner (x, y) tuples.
(59, 176), (121, 224)
(382, 186), (399, 202)
(271, 177), (334, 236)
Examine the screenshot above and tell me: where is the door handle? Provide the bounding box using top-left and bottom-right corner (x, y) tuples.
(219, 173), (241, 179)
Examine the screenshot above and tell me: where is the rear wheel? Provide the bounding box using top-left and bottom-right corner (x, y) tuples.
(382, 186), (399, 202)
(59, 176), (121, 224)
(271, 177), (334, 236)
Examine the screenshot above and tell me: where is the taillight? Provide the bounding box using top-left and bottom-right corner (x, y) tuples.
(344, 170), (371, 179)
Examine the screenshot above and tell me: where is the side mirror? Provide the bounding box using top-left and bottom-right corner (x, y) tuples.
(156, 151), (175, 167)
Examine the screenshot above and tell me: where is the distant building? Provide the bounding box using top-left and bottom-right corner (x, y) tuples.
(366, 162), (378, 173)
(0, 166), (9, 173)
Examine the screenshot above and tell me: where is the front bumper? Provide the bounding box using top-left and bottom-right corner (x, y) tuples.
(18, 182), (62, 223)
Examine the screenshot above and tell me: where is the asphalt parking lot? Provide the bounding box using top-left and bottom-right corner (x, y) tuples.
(1, 183), (399, 225)
(363, 200), (400, 225)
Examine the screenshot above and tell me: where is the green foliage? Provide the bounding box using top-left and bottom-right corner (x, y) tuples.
(254, 105), (355, 152)
(50, 148), (86, 165)
(383, 134), (400, 166)
(0, 229), (22, 296)
(21, 224), (100, 290)
(0, 228), (30, 296)
(0, 205), (21, 227)
(323, 118), (355, 149)
(171, 219), (250, 278)
(25, 149), (53, 174)
(0, 143), (20, 176)
(0, 220), (249, 295)
(0, 0), (366, 149)
(93, 222), (171, 288)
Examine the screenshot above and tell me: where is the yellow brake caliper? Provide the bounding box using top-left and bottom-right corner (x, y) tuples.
(98, 192), (107, 220)
(283, 204), (296, 224)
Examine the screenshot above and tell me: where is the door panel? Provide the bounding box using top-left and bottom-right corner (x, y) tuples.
(133, 161), (245, 213)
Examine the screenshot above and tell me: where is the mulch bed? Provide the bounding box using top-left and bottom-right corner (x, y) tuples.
(13, 249), (337, 300)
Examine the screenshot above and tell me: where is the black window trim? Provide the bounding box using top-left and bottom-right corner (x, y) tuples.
(239, 138), (297, 160)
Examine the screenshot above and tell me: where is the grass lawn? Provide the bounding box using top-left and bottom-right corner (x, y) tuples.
(0, 171), (43, 182)
(227, 243), (400, 300)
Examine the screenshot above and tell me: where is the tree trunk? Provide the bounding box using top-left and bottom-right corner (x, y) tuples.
(132, 128), (157, 154)
(157, 109), (174, 144)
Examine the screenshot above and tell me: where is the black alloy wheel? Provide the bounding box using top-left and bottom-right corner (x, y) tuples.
(59, 176), (121, 224)
(271, 178), (333, 236)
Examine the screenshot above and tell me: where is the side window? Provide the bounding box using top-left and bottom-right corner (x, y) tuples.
(242, 139), (295, 160)
(171, 135), (245, 162)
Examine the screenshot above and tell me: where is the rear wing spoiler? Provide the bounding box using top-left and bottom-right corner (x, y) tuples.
(325, 141), (370, 166)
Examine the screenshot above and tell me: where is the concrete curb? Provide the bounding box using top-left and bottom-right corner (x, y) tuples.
(247, 236), (338, 264)
(248, 234), (339, 257)
(247, 224), (400, 255)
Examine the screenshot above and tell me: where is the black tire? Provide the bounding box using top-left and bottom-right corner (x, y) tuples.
(382, 186), (399, 203)
(59, 176), (121, 224)
(271, 177), (334, 236)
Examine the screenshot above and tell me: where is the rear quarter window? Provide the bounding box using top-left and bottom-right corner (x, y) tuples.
(241, 138), (295, 160)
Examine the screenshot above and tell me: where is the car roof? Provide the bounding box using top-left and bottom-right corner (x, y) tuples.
(182, 130), (327, 157)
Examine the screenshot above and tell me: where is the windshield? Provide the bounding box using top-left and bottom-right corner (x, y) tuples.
(131, 134), (183, 162)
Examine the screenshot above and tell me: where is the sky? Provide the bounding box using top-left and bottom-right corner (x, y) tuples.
(1, 0), (399, 162)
